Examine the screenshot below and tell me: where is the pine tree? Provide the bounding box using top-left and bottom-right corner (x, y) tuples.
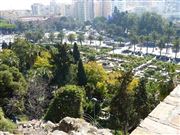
(53, 43), (72, 86)
(73, 42), (80, 63)
(77, 59), (87, 86)
(134, 78), (149, 121)
(110, 71), (136, 135)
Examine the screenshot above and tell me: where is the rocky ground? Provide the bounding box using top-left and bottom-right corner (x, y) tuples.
(0, 117), (112, 135)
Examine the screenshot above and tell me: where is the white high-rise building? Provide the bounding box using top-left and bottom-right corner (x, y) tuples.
(31, 3), (45, 16)
(74, 0), (86, 21)
(85, 0), (94, 21)
(74, 0), (95, 22)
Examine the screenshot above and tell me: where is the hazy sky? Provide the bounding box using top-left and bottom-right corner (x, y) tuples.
(0, 0), (72, 10)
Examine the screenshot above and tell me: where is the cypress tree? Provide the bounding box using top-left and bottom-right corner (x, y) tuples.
(77, 59), (87, 86)
(53, 43), (72, 86)
(73, 42), (80, 63)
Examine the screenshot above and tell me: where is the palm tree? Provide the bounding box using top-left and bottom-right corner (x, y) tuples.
(165, 26), (175, 53)
(77, 33), (85, 47)
(130, 35), (138, 53)
(88, 35), (94, 45)
(164, 36), (169, 54)
(157, 37), (165, 56)
(98, 35), (103, 46)
(144, 35), (150, 54)
(49, 32), (54, 43)
(58, 31), (65, 44)
(118, 37), (123, 47)
(173, 37), (180, 59)
(151, 31), (158, 52)
(139, 35), (144, 52)
(68, 33), (76, 45)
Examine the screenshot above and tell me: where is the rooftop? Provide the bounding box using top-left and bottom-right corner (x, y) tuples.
(131, 85), (180, 135)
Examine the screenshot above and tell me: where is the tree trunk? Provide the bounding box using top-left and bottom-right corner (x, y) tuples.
(160, 49), (162, 56)
(152, 45), (155, 52)
(166, 43), (169, 54)
(140, 43), (143, 52)
(146, 46), (148, 54)
(60, 38), (62, 44)
(123, 124), (127, 135)
(152, 42), (155, 52)
(113, 45), (115, 54)
(175, 48), (177, 59)
(80, 41), (82, 48)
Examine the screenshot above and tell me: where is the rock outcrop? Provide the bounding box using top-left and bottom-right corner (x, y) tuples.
(0, 117), (112, 135)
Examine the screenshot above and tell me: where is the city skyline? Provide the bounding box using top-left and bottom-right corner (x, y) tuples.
(0, 0), (179, 22)
(1, 0), (178, 10)
(0, 0), (72, 10)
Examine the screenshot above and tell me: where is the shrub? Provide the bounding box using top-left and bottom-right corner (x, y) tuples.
(0, 108), (17, 133)
(0, 64), (27, 116)
(44, 85), (85, 123)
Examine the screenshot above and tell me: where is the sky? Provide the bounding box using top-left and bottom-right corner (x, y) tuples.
(0, 0), (72, 10)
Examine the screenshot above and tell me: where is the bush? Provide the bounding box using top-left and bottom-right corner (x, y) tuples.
(0, 108), (17, 133)
(0, 64), (27, 116)
(44, 85), (85, 123)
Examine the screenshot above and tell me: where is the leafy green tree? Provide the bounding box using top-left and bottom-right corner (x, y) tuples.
(58, 30), (65, 44)
(173, 37), (180, 59)
(77, 59), (87, 86)
(118, 37), (123, 46)
(163, 36), (169, 54)
(68, 33), (76, 45)
(157, 37), (165, 56)
(0, 64), (27, 116)
(49, 32), (54, 43)
(165, 25), (175, 53)
(0, 49), (19, 68)
(137, 12), (165, 35)
(110, 71), (135, 135)
(88, 35), (94, 45)
(93, 17), (107, 32)
(98, 35), (103, 46)
(73, 42), (80, 63)
(0, 108), (17, 133)
(77, 33), (85, 47)
(25, 31), (43, 43)
(25, 32), (32, 41)
(130, 34), (138, 53)
(151, 31), (158, 52)
(84, 62), (107, 101)
(44, 85), (85, 123)
(12, 39), (40, 71)
(139, 35), (144, 51)
(146, 80), (160, 110)
(159, 78), (174, 100)
(144, 35), (150, 54)
(134, 78), (149, 121)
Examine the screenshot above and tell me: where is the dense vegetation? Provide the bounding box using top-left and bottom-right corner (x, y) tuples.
(0, 19), (16, 34)
(0, 10), (179, 134)
(0, 38), (176, 134)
